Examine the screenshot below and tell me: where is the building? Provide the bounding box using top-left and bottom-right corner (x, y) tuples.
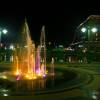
(70, 15), (100, 63)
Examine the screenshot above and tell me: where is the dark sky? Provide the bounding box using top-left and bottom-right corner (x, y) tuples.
(0, 1), (100, 47)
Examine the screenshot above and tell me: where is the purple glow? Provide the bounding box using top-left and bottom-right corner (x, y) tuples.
(36, 69), (40, 74)
(43, 74), (46, 78)
(16, 75), (21, 80)
(35, 46), (40, 73)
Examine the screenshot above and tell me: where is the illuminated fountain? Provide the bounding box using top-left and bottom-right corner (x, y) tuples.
(0, 19), (79, 96)
(13, 19), (47, 80)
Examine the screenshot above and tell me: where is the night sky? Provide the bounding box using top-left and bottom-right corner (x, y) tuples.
(0, 1), (100, 47)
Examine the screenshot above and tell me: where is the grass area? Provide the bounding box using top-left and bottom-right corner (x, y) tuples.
(0, 61), (100, 69)
(47, 62), (100, 68)
(0, 62), (13, 71)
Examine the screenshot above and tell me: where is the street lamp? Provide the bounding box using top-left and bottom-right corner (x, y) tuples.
(0, 29), (8, 46)
(81, 27), (86, 33)
(91, 27), (97, 33)
(81, 27), (97, 41)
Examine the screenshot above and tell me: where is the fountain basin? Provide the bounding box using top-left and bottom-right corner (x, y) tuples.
(0, 68), (78, 96)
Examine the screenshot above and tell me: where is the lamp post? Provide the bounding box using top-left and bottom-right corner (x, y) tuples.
(81, 27), (97, 63)
(0, 29), (8, 46)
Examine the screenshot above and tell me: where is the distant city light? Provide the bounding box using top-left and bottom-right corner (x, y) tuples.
(3, 93), (8, 96)
(5, 47), (7, 50)
(78, 45), (83, 48)
(9, 45), (14, 50)
(81, 27), (86, 33)
(58, 45), (63, 48)
(91, 27), (97, 33)
(92, 94), (97, 99)
(48, 42), (51, 45)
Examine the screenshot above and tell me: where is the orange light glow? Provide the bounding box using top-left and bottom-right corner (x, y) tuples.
(25, 74), (30, 78)
(33, 76), (37, 79)
(15, 70), (20, 75)
(37, 73), (42, 76)
(25, 74), (37, 80)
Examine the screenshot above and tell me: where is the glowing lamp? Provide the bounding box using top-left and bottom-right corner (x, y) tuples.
(81, 27), (86, 33)
(2, 29), (8, 34)
(91, 27), (97, 33)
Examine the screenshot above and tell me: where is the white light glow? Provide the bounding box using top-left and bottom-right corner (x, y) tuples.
(10, 45), (14, 50)
(81, 27), (86, 33)
(3, 93), (8, 96)
(91, 27), (97, 33)
(2, 29), (7, 34)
